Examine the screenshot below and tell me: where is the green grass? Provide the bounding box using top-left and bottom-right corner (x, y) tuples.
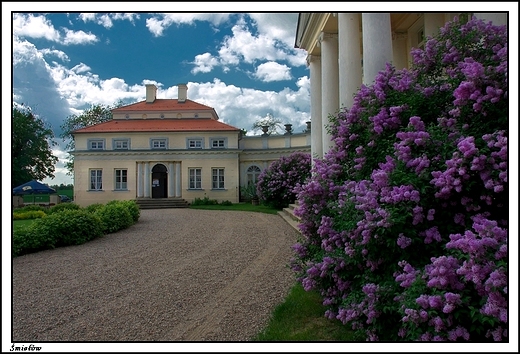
(253, 283), (356, 341)
(13, 219), (36, 232)
(189, 202), (280, 215)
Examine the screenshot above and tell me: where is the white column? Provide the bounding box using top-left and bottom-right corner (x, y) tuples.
(308, 55), (323, 160)
(320, 32), (339, 155)
(338, 13), (362, 109)
(168, 162), (175, 197)
(175, 162), (181, 197)
(137, 162), (143, 198)
(144, 162), (150, 198)
(362, 13), (393, 85)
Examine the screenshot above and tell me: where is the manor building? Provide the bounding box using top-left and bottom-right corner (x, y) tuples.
(72, 84), (310, 206)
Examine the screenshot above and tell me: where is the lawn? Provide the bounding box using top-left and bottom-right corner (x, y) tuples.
(253, 283), (356, 341)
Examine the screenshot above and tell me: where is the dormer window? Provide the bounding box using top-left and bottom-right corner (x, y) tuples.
(113, 139), (129, 150)
(151, 138), (167, 149)
(88, 139), (105, 150)
(211, 138), (227, 149)
(188, 139), (203, 149)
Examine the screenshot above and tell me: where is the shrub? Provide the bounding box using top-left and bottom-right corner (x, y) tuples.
(47, 202), (81, 214)
(13, 205), (47, 214)
(292, 17), (507, 342)
(84, 203), (105, 214)
(13, 209), (103, 256)
(192, 196), (219, 205)
(119, 200), (141, 223)
(13, 210), (46, 220)
(220, 200), (233, 206)
(94, 203), (134, 234)
(256, 152), (311, 209)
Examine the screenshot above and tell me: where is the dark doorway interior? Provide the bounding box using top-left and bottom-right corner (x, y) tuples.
(151, 164), (168, 198)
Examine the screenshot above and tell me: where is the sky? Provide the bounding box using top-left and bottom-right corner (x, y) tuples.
(8, 7), (313, 186)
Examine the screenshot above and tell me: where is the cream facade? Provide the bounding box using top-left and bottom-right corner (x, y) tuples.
(295, 12), (507, 159)
(72, 84), (310, 206)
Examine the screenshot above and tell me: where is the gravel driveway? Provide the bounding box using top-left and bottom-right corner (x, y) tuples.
(12, 209), (300, 342)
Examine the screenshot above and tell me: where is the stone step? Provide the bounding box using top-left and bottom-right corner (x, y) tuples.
(135, 198), (190, 209)
(278, 202), (302, 233)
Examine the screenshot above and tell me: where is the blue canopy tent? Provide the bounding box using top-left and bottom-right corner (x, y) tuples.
(12, 180), (57, 204)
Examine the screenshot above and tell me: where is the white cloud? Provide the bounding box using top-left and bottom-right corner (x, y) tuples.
(13, 13), (99, 46)
(40, 48), (70, 62)
(62, 28), (98, 45)
(254, 62), (292, 82)
(189, 14), (306, 76)
(191, 53), (220, 74)
(78, 13), (141, 28)
(146, 13), (231, 37)
(12, 13), (60, 41)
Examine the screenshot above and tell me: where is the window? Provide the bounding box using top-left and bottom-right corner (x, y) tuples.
(113, 139), (129, 150)
(247, 165), (262, 185)
(90, 169), (103, 190)
(188, 139), (203, 149)
(115, 169), (127, 190)
(151, 138), (167, 149)
(211, 139), (226, 148)
(189, 168), (202, 189)
(212, 168), (225, 189)
(88, 139), (104, 150)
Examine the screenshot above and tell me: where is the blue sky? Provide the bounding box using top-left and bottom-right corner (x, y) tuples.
(8, 7), (313, 186)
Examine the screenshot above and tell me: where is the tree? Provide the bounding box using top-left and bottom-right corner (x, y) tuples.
(12, 104), (58, 188)
(251, 113), (283, 135)
(60, 103), (122, 175)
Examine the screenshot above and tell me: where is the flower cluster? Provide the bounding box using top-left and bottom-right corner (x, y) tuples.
(291, 17), (508, 341)
(256, 152), (311, 209)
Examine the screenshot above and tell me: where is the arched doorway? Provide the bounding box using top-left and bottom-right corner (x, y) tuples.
(151, 164), (168, 198)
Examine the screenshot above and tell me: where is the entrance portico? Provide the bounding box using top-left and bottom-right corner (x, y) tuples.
(136, 161), (182, 199)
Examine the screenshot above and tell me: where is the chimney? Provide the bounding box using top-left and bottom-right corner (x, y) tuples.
(145, 84), (157, 103)
(178, 83), (188, 103)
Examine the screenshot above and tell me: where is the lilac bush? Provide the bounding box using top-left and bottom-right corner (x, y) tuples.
(256, 152), (311, 209)
(292, 17), (508, 341)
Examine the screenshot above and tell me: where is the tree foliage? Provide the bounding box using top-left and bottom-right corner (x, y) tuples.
(252, 113), (283, 135)
(12, 105), (58, 188)
(60, 102), (122, 175)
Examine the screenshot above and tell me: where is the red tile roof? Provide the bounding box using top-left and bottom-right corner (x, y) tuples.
(74, 118), (240, 134)
(112, 99), (216, 113)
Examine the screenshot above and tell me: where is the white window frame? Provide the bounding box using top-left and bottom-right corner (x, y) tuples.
(212, 168), (225, 189)
(151, 138), (167, 149)
(90, 169), (103, 190)
(113, 139), (129, 150)
(189, 168), (202, 189)
(88, 139), (105, 150)
(188, 139), (203, 149)
(115, 169), (128, 190)
(247, 165), (262, 185)
(210, 138), (226, 149)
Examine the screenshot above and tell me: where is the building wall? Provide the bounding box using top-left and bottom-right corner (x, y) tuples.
(73, 130), (311, 206)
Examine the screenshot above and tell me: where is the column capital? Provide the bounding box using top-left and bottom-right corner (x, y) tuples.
(319, 32), (338, 43)
(306, 54), (321, 66)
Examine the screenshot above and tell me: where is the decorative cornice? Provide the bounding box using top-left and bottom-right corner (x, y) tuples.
(392, 31), (408, 41)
